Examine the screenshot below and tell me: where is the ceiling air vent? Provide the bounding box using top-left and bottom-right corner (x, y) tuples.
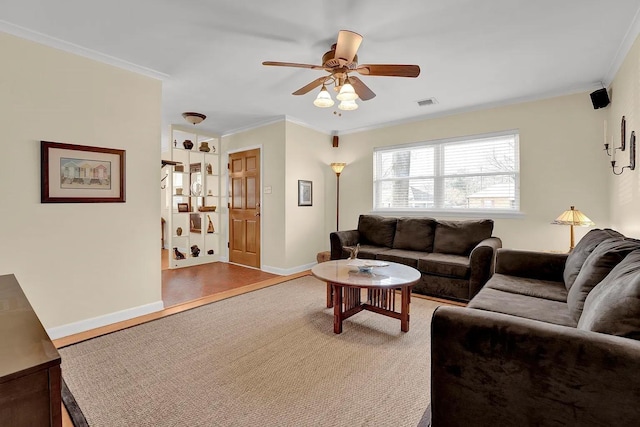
(417, 97), (438, 107)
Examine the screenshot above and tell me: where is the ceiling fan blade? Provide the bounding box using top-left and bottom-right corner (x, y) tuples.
(262, 61), (325, 70)
(334, 30), (363, 66)
(356, 64), (421, 78)
(349, 76), (376, 101)
(292, 76), (329, 95)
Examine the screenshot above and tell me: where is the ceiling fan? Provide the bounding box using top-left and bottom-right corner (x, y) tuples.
(262, 30), (420, 110)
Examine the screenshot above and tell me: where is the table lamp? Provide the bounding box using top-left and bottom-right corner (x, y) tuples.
(552, 206), (595, 251)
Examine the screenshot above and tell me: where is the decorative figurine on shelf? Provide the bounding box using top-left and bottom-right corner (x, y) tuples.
(173, 139), (177, 147)
(191, 245), (200, 257)
(206, 163), (213, 175)
(182, 139), (194, 150)
(207, 249), (214, 255)
(176, 187), (183, 195)
(199, 142), (211, 152)
(173, 247), (185, 260)
(176, 227), (182, 236)
(348, 243), (360, 259)
(191, 182), (202, 196)
(207, 215), (214, 233)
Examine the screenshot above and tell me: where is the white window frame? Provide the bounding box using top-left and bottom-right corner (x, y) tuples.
(372, 130), (522, 218)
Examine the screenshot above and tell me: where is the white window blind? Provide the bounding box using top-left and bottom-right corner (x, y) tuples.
(373, 131), (520, 212)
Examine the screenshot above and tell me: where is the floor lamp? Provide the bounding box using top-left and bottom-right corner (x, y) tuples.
(330, 163), (346, 231)
(552, 206), (595, 251)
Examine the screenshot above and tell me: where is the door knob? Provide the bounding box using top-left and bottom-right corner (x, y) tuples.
(255, 212), (261, 217)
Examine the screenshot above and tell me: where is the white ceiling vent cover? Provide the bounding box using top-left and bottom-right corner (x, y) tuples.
(417, 97), (438, 106)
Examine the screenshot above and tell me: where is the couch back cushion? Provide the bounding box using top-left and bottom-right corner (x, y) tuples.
(357, 215), (397, 248)
(567, 237), (640, 322)
(563, 228), (624, 291)
(433, 219), (494, 256)
(392, 217), (437, 252)
(578, 249), (640, 340)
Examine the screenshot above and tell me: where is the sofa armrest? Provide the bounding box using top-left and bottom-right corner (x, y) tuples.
(495, 248), (568, 282)
(467, 237), (502, 299)
(431, 306), (640, 427)
(330, 230), (360, 260)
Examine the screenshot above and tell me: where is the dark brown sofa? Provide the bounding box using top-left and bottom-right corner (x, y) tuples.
(431, 228), (640, 426)
(330, 215), (502, 302)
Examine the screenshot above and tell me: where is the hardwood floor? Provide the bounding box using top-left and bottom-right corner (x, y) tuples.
(161, 250), (278, 307)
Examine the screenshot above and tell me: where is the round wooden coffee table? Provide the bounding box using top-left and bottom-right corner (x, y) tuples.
(311, 259), (421, 334)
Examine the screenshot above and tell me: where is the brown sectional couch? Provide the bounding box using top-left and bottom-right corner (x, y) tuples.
(330, 215), (502, 302)
(431, 228), (640, 426)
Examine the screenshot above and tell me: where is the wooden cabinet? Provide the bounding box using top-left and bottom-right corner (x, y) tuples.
(0, 274), (61, 427)
(167, 126), (221, 268)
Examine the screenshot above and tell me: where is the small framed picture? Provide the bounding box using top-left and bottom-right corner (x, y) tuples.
(298, 180), (312, 206)
(41, 140), (125, 203)
(177, 203), (189, 212)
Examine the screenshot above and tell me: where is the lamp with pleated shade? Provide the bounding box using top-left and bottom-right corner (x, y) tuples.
(552, 206), (595, 251)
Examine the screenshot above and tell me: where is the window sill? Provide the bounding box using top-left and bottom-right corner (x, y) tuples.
(369, 209), (525, 219)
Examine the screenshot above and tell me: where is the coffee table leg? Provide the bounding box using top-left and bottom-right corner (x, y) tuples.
(327, 282), (334, 308)
(401, 286), (411, 332)
(333, 284), (343, 334)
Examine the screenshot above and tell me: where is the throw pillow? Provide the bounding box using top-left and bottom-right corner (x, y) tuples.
(567, 237), (640, 322)
(392, 217), (437, 252)
(563, 228), (623, 291)
(432, 219), (493, 256)
(357, 215), (397, 248)
(578, 249), (640, 340)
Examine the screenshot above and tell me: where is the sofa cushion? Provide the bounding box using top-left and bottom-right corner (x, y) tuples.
(357, 215), (397, 248)
(392, 217), (436, 252)
(485, 273), (567, 302)
(578, 250), (640, 340)
(563, 228), (623, 291)
(468, 287), (577, 327)
(354, 244), (390, 260)
(433, 219), (493, 256)
(567, 237), (640, 321)
(376, 249), (431, 268)
(418, 253), (470, 279)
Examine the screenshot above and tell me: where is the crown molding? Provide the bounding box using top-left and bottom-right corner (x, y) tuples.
(339, 82), (602, 136)
(220, 115), (287, 137)
(0, 20), (169, 80)
(283, 115), (331, 136)
(221, 115), (332, 138)
(603, 5), (640, 86)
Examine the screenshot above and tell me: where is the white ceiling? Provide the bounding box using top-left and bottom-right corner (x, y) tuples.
(2, 0), (640, 143)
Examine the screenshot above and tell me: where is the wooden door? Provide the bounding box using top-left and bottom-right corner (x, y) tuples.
(229, 149), (261, 268)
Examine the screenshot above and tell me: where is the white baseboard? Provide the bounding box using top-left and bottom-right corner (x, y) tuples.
(47, 300), (165, 340)
(262, 262), (315, 276)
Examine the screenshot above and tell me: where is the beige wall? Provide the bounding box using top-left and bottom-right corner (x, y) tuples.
(284, 121), (334, 269)
(336, 92), (610, 251)
(0, 33), (162, 329)
(607, 34), (640, 237)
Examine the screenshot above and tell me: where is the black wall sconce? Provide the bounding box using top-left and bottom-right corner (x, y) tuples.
(611, 130), (636, 175)
(604, 116), (636, 175)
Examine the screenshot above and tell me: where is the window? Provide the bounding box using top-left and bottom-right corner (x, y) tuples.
(373, 130), (519, 213)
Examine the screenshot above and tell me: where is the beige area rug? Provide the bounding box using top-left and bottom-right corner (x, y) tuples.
(59, 276), (440, 427)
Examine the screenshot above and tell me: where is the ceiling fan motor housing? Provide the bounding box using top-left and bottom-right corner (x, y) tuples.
(322, 45), (358, 70)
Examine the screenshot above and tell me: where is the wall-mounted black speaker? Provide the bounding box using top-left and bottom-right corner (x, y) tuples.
(590, 88), (610, 109)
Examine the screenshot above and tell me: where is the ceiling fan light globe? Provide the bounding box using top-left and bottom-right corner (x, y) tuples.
(338, 99), (358, 111)
(313, 87), (335, 108)
(336, 82), (358, 101)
